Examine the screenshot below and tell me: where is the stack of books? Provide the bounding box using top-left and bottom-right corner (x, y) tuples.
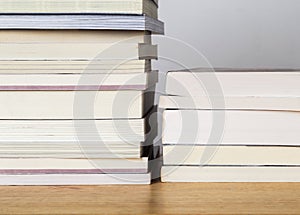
(0, 0), (163, 185)
(160, 68), (300, 182)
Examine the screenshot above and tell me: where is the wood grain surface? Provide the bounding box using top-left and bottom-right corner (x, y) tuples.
(0, 183), (299, 214)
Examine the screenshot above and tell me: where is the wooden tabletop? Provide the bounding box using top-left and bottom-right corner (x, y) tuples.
(0, 183), (299, 214)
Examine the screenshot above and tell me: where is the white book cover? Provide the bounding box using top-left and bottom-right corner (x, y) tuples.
(0, 30), (156, 61)
(0, 71), (158, 91)
(159, 95), (300, 111)
(161, 166), (300, 182)
(0, 173), (151, 185)
(0, 15), (164, 34)
(0, 0), (158, 18)
(0, 158), (148, 174)
(166, 71), (300, 97)
(0, 90), (152, 119)
(163, 145), (300, 166)
(0, 119), (145, 142)
(0, 60), (150, 74)
(0, 158), (148, 175)
(162, 110), (300, 145)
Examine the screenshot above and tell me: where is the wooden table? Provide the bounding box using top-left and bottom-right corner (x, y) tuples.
(0, 183), (299, 214)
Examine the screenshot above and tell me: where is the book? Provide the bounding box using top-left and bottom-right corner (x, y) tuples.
(0, 31), (156, 79)
(163, 146), (300, 166)
(0, 60), (151, 74)
(161, 166), (300, 182)
(162, 110), (300, 145)
(0, 43), (156, 61)
(0, 148), (142, 159)
(0, 30), (157, 61)
(0, 173), (151, 185)
(0, 89), (154, 119)
(0, 15), (164, 34)
(166, 70), (300, 97)
(0, 113), (153, 159)
(0, 0), (158, 18)
(0, 144), (144, 158)
(0, 158), (148, 174)
(0, 71), (158, 91)
(159, 95), (300, 111)
(0, 119), (145, 143)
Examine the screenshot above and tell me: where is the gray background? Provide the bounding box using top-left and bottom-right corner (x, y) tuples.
(156, 0), (300, 69)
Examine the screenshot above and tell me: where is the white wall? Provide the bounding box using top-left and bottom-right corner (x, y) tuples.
(156, 0), (300, 69)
